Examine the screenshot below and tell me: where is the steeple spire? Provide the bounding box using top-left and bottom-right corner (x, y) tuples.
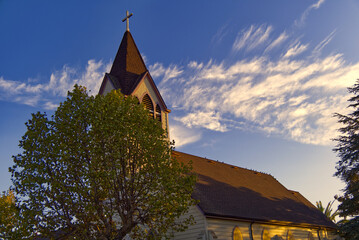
(98, 21), (170, 133)
(107, 31), (147, 95)
(122, 10), (133, 32)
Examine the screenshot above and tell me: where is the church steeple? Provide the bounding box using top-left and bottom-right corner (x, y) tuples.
(98, 12), (170, 135)
(108, 31), (148, 95)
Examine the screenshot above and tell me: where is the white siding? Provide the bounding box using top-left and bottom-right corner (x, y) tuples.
(206, 218), (251, 240)
(173, 206), (207, 240)
(205, 218), (337, 240)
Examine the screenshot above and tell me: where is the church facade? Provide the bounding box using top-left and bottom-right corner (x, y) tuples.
(171, 152), (337, 240)
(99, 21), (338, 240)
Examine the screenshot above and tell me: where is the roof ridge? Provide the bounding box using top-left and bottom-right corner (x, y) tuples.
(172, 150), (272, 176)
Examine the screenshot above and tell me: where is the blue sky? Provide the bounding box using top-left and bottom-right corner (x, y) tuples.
(1, 0), (359, 210)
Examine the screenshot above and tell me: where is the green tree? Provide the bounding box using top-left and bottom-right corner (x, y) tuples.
(10, 85), (196, 239)
(0, 190), (18, 239)
(333, 80), (359, 239)
(0, 190), (30, 239)
(315, 199), (339, 222)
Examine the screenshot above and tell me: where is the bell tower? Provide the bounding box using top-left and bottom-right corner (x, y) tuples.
(99, 11), (171, 136)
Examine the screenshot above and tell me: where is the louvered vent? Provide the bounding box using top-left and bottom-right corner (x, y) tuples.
(155, 104), (161, 123)
(142, 94), (154, 118)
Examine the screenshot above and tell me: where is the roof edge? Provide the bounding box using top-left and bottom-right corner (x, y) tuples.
(172, 150), (270, 176)
(127, 31), (148, 72)
(204, 213), (337, 230)
(98, 73), (115, 95)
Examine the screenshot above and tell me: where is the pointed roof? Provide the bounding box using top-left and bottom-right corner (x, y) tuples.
(173, 151), (336, 229)
(108, 31), (147, 95)
(100, 31), (170, 112)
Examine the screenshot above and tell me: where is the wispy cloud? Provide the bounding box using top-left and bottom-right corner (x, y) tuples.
(174, 111), (227, 132)
(265, 31), (289, 53)
(153, 29), (359, 146)
(295, 0), (326, 27)
(0, 17), (353, 148)
(313, 29), (336, 56)
(170, 121), (202, 147)
(211, 23), (230, 45)
(283, 41), (308, 58)
(149, 63), (183, 85)
(0, 60), (111, 109)
(232, 24), (273, 52)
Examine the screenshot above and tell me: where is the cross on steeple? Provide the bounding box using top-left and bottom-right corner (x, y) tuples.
(122, 10), (133, 32)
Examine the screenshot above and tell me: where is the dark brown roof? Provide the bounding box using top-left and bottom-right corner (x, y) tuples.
(173, 151), (336, 229)
(100, 31), (169, 112)
(108, 31), (147, 95)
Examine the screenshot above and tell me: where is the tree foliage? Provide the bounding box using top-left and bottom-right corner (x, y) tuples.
(0, 190), (23, 239)
(10, 85), (196, 239)
(315, 199), (339, 222)
(333, 80), (359, 239)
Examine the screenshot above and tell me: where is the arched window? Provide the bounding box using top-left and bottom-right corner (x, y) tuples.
(232, 226), (243, 240)
(155, 104), (161, 123)
(142, 94), (154, 118)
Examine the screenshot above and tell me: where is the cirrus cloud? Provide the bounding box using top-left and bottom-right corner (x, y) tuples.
(0, 60), (111, 109)
(0, 20), (355, 147)
(154, 26), (358, 146)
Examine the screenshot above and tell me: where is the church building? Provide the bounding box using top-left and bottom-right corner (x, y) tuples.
(99, 12), (338, 240)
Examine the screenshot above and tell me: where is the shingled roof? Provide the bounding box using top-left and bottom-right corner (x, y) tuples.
(173, 151), (336, 229)
(108, 31), (147, 95)
(101, 31), (169, 111)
